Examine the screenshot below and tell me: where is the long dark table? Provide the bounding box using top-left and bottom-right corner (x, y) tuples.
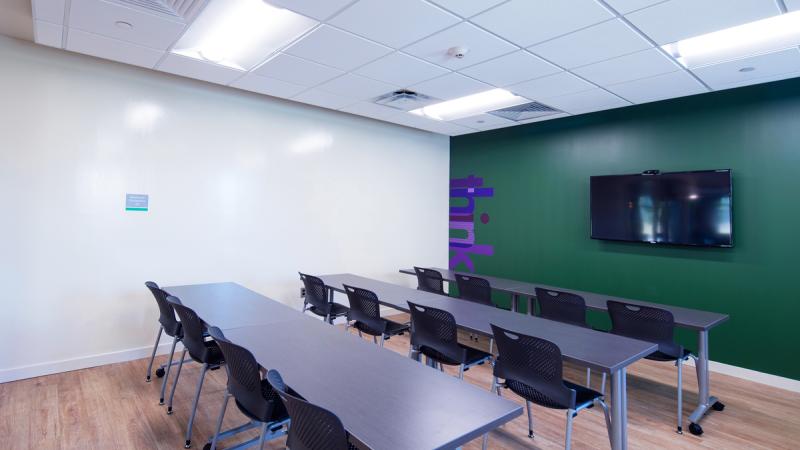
(320, 273), (658, 450)
(164, 282), (522, 450)
(399, 267), (729, 435)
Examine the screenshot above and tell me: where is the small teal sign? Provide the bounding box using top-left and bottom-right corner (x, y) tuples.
(125, 193), (149, 212)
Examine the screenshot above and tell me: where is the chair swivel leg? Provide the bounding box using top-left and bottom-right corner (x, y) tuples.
(598, 399), (613, 448)
(481, 433), (489, 450)
(209, 390), (231, 450)
(379, 335), (385, 347)
(257, 421), (269, 450)
(565, 409), (575, 450)
(526, 400), (534, 438)
(491, 376), (502, 396)
(184, 363), (210, 448)
(146, 326), (163, 382)
(458, 364), (465, 380)
(585, 367), (591, 388)
(167, 347), (187, 414)
(160, 336), (179, 405)
(676, 356), (684, 434)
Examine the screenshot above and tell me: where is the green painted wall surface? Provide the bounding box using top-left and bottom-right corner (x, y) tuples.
(450, 77), (800, 380)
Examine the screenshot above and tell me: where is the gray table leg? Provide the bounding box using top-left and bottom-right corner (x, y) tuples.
(610, 368), (628, 450)
(688, 329), (721, 435)
(510, 294), (519, 312)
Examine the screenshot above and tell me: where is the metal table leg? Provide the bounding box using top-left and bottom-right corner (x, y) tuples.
(511, 293), (519, 312)
(688, 329), (723, 435)
(610, 368), (628, 450)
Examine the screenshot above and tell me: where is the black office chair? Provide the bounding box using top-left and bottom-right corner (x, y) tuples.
(267, 369), (357, 450)
(454, 274), (494, 306)
(205, 327), (289, 450)
(144, 281), (190, 405)
(300, 273), (349, 324)
(413, 267), (446, 295)
(490, 324), (611, 449)
(343, 284), (409, 347)
(607, 300), (694, 434)
(407, 302), (491, 379)
(535, 288), (606, 391)
(165, 296), (225, 449)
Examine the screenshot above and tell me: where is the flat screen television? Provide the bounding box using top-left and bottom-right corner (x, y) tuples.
(590, 170), (733, 247)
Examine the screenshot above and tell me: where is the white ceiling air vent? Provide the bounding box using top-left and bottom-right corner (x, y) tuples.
(115, 0), (206, 21)
(488, 101), (562, 122)
(373, 89), (439, 111)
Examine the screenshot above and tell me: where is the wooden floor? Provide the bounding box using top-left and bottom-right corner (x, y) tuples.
(2, 314), (798, 450)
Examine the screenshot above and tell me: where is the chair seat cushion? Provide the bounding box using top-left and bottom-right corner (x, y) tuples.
(646, 347), (692, 362)
(421, 344), (491, 366)
(355, 319), (409, 337)
(308, 302), (349, 318)
(235, 378), (292, 423)
(505, 379), (603, 410)
(191, 340), (225, 365)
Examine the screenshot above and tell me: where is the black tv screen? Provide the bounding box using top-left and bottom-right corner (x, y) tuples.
(590, 170), (732, 247)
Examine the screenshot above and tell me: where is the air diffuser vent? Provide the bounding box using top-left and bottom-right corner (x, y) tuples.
(488, 101), (562, 122)
(115, 0), (205, 21)
(373, 89), (439, 111)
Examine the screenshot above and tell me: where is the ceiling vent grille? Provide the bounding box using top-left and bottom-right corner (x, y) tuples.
(488, 101), (562, 122)
(373, 89), (439, 111)
(115, 0), (206, 21)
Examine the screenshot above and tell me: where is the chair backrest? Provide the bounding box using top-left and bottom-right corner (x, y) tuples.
(407, 302), (463, 363)
(607, 300), (681, 356)
(207, 326), (282, 422)
(166, 296), (212, 363)
(145, 281), (181, 337)
(455, 274), (493, 306)
(413, 267), (445, 295)
(535, 288), (588, 327)
(299, 273), (330, 314)
(343, 285), (386, 335)
(267, 370), (351, 450)
(491, 324), (576, 410)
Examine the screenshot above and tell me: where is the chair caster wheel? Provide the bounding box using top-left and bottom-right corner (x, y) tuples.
(528, 430), (534, 438)
(688, 422), (703, 436)
(185, 439), (191, 448)
(167, 407), (173, 415)
(676, 426), (683, 435)
(159, 398), (164, 405)
(146, 376), (151, 382)
(155, 368), (166, 378)
(712, 401), (725, 411)
(203, 444), (212, 450)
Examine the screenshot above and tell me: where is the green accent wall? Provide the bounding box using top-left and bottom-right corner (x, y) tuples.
(451, 77), (800, 381)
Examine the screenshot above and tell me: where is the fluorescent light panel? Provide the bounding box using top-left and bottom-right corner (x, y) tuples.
(410, 89), (529, 121)
(172, 0), (317, 71)
(662, 11), (800, 69)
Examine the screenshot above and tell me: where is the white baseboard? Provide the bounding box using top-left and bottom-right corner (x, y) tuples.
(0, 341), (181, 384)
(684, 358), (800, 393)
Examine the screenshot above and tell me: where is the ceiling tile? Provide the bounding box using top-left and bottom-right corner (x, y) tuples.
(451, 113), (516, 130)
(32, 0), (66, 24)
(230, 73), (308, 99)
(329, 0), (460, 48)
(572, 48), (679, 86)
(34, 20), (63, 48)
(66, 29), (163, 68)
(403, 22), (518, 70)
(428, 0), (508, 18)
(409, 72), (491, 100)
(530, 19), (651, 69)
(292, 89), (358, 110)
(603, 0), (664, 14)
(338, 102), (404, 121)
(539, 88), (631, 114)
(787, 0), (800, 11)
(68, 0), (186, 50)
(518, 112), (571, 124)
(459, 51), (560, 86)
(606, 70), (707, 104)
(268, 0), (355, 21)
(625, 0), (781, 45)
(692, 49), (800, 90)
(284, 25), (392, 71)
(354, 52), (450, 87)
(386, 113), (477, 135)
(509, 72), (595, 100)
(254, 53), (343, 87)
(158, 54), (244, 85)
(470, 0), (613, 47)
(316, 73), (398, 100)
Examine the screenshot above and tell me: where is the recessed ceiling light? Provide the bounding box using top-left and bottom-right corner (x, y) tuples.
(409, 89), (529, 121)
(662, 11), (800, 69)
(171, 0), (318, 71)
(114, 21), (133, 30)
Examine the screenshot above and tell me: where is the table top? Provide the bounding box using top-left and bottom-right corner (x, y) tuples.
(321, 274), (657, 373)
(400, 268), (729, 331)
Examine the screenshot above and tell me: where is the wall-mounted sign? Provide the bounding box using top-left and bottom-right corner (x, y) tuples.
(125, 193), (149, 212)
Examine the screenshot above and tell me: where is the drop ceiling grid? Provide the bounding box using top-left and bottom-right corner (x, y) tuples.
(28, 0), (800, 136)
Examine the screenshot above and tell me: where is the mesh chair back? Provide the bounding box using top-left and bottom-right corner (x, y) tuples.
(455, 274), (493, 306)
(267, 370), (351, 450)
(166, 296), (213, 363)
(491, 324), (576, 409)
(607, 300), (681, 357)
(207, 326), (283, 422)
(343, 285), (386, 336)
(535, 288), (587, 327)
(145, 281), (181, 337)
(407, 302), (464, 363)
(413, 267), (445, 295)
(299, 273), (331, 315)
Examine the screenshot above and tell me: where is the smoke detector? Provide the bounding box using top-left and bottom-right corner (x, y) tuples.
(447, 46), (469, 59)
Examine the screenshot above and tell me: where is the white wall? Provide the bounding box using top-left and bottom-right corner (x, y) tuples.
(0, 36), (449, 381)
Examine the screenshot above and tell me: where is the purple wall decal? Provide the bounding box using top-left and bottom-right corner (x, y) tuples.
(449, 175), (493, 272)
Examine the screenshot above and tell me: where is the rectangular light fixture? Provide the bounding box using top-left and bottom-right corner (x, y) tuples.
(409, 89), (529, 121)
(662, 11), (800, 69)
(172, 0), (317, 71)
